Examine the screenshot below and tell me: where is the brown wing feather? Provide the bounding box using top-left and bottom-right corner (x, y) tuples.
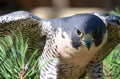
(0, 11), (46, 58)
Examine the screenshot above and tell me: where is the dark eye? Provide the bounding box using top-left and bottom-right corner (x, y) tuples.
(76, 29), (83, 37)
(93, 28), (99, 36)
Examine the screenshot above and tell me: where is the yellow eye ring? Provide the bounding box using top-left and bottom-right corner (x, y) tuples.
(76, 29), (83, 37)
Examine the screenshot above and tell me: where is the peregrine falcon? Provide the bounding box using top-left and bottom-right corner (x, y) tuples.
(0, 11), (119, 79)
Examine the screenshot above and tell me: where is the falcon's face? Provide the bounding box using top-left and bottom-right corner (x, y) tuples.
(59, 14), (107, 51)
(72, 24), (107, 51)
(54, 14), (107, 63)
(72, 27), (103, 50)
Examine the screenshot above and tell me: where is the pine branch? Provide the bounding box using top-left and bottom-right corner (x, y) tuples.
(0, 32), (40, 79)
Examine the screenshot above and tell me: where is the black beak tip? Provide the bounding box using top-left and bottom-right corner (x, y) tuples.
(86, 43), (91, 50)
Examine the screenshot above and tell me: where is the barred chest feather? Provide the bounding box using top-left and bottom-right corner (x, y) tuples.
(58, 61), (85, 79)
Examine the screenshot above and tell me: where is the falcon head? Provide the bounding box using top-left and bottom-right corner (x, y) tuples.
(51, 13), (107, 61)
(61, 14), (107, 50)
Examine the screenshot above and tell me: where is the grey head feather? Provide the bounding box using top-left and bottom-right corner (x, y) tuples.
(94, 13), (120, 26)
(49, 13), (106, 36)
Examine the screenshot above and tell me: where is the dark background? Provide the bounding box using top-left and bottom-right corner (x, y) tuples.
(0, 0), (119, 18)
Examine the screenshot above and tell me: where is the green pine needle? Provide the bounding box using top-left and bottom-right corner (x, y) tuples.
(110, 6), (120, 17)
(0, 32), (40, 79)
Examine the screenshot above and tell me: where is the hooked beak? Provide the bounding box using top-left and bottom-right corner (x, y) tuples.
(82, 34), (94, 50)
